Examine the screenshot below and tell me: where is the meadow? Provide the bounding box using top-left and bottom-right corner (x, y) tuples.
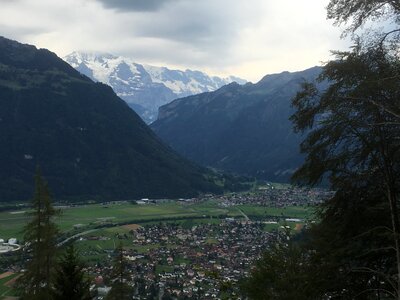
(0, 199), (314, 241)
(0, 272), (18, 298)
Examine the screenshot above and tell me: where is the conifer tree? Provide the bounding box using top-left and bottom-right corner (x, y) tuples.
(17, 169), (60, 300)
(52, 243), (92, 300)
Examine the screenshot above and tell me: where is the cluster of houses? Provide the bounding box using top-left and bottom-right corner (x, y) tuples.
(76, 187), (332, 298)
(86, 220), (273, 299)
(0, 185), (332, 298)
(215, 185), (333, 207)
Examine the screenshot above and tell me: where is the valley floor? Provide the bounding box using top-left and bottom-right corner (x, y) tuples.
(0, 184), (331, 299)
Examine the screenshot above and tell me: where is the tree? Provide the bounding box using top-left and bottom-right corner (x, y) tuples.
(52, 243), (92, 300)
(303, 182), (396, 299)
(106, 243), (133, 300)
(241, 229), (314, 299)
(288, 0), (400, 296)
(17, 169), (60, 300)
(327, 0), (400, 42)
(291, 35), (400, 299)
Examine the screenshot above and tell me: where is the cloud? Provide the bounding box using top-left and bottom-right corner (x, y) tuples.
(0, 24), (48, 40)
(112, 0), (266, 68)
(0, 0), (350, 82)
(95, 0), (181, 12)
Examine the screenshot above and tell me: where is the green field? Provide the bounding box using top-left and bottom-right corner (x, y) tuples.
(0, 200), (314, 241)
(0, 272), (18, 299)
(0, 200), (315, 269)
(238, 204), (313, 219)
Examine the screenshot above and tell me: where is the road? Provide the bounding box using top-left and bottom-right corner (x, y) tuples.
(57, 229), (98, 247)
(237, 208), (250, 220)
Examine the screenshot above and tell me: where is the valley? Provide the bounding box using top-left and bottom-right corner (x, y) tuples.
(151, 67), (325, 182)
(0, 184), (329, 299)
(0, 183), (325, 241)
(1, 0), (398, 297)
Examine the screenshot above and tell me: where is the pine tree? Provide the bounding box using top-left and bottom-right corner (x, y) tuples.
(52, 243), (92, 300)
(106, 243), (133, 300)
(17, 169), (60, 300)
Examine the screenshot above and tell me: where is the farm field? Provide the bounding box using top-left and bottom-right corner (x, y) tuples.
(238, 204), (313, 219)
(0, 200), (314, 241)
(0, 197), (317, 296)
(0, 272), (18, 299)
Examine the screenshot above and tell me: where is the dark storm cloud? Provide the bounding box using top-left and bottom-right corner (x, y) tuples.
(95, 0), (181, 12)
(135, 10), (232, 46)
(94, 0), (250, 49)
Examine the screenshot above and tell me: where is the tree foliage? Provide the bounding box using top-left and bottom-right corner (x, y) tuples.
(291, 46), (400, 187)
(236, 0), (400, 298)
(289, 0), (400, 294)
(291, 40), (400, 297)
(17, 169), (60, 300)
(52, 243), (92, 300)
(305, 183), (397, 299)
(327, 0), (400, 35)
(241, 230), (314, 299)
(279, 0), (400, 297)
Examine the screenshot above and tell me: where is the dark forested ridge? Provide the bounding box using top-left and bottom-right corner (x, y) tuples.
(151, 67), (322, 182)
(0, 36), (222, 201)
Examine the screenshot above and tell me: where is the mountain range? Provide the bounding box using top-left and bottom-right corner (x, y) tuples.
(151, 67), (323, 182)
(64, 52), (246, 123)
(0, 36), (226, 201)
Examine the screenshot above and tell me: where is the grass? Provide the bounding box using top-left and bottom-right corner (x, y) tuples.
(0, 201), (315, 241)
(0, 194), (318, 297)
(155, 265), (174, 274)
(238, 204), (314, 220)
(61, 202), (313, 263)
(0, 202), (197, 240)
(0, 200), (314, 265)
(0, 273), (19, 299)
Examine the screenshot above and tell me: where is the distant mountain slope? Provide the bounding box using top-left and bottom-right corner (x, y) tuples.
(0, 36), (222, 202)
(64, 52), (246, 123)
(151, 67), (323, 182)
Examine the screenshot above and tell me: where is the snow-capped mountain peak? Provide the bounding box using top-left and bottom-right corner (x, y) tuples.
(64, 52), (246, 123)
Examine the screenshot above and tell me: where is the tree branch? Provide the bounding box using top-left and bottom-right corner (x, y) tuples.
(380, 28), (400, 46)
(351, 267), (397, 293)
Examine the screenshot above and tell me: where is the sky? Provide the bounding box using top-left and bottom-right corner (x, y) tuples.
(0, 0), (351, 82)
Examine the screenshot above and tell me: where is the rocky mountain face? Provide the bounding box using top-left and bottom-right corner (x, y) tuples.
(64, 52), (246, 123)
(0, 36), (222, 201)
(151, 67), (323, 182)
